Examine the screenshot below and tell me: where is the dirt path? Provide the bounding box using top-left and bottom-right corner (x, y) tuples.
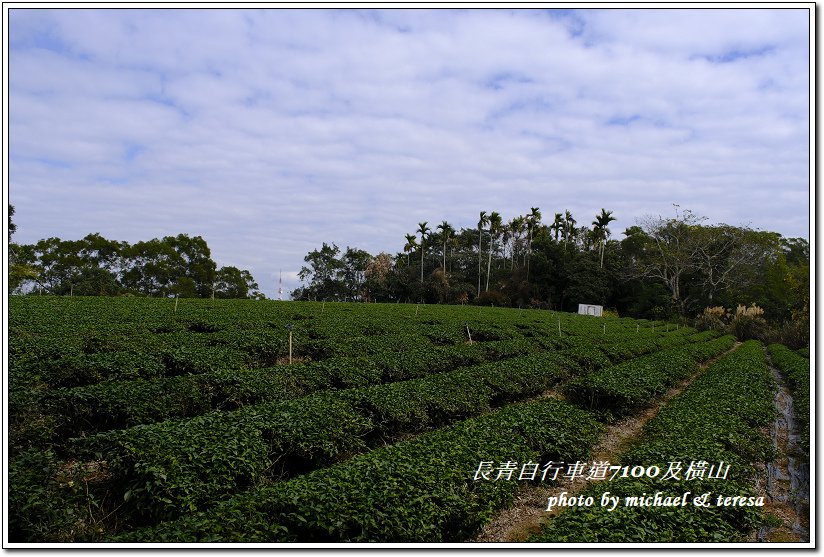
(472, 347), (735, 543)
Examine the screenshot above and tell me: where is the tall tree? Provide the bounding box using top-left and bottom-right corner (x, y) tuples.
(417, 221), (430, 284)
(563, 210), (577, 252)
(693, 225), (772, 304)
(629, 209), (707, 315)
(297, 242), (344, 301)
(525, 207), (541, 280)
(485, 211), (502, 291)
(437, 220), (454, 275)
(341, 247), (372, 301)
(550, 212), (563, 242)
(8, 204), (16, 243)
(477, 211), (489, 297)
(403, 233), (418, 267)
(592, 208), (617, 268)
(166, 234), (217, 297)
(8, 205), (41, 292)
(364, 252), (393, 302)
(507, 215), (526, 270)
(214, 266), (263, 299)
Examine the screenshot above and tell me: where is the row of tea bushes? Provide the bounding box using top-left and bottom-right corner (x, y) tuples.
(19, 339), (543, 451)
(69, 350), (579, 525)
(562, 335), (734, 420)
(112, 398), (603, 542)
(532, 341), (776, 542)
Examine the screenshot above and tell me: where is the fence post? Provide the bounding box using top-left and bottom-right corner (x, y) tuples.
(285, 324), (294, 364)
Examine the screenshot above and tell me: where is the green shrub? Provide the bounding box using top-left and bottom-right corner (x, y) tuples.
(8, 449), (98, 542)
(532, 341), (775, 543)
(564, 348), (698, 419)
(112, 399), (603, 542)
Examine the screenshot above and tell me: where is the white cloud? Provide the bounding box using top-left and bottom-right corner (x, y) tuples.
(8, 7), (811, 297)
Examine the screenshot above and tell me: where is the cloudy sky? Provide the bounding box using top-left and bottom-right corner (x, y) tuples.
(7, 7), (811, 297)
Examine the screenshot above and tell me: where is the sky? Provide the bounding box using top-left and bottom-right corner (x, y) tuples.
(7, 7), (812, 298)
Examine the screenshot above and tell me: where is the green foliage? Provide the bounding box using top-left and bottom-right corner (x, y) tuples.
(112, 399), (603, 542)
(44, 351), (166, 388)
(84, 413), (270, 523)
(533, 341), (775, 542)
(9, 297), (793, 542)
(680, 334), (736, 362)
(8, 449), (99, 542)
(564, 348), (698, 419)
(12, 232), (260, 298)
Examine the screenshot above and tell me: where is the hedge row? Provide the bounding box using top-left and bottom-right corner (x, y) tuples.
(71, 350), (578, 525)
(112, 398), (603, 542)
(532, 341), (776, 542)
(27, 339), (547, 448)
(563, 347), (699, 419)
(680, 334), (736, 362)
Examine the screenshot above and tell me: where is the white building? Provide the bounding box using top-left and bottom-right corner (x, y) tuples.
(578, 303), (603, 317)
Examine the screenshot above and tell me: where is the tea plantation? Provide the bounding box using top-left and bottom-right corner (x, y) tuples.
(6, 296), (800, 543)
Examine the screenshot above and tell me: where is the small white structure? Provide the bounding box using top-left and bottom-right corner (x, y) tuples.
(578, 303), (603, 317)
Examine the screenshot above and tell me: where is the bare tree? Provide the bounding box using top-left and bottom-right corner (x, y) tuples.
(694, 225), (777, 303)
(631, 209), (707, 315)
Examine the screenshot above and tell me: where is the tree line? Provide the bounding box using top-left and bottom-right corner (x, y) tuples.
(7, 202), (809, 344)
(294, 205), (809, 341)
(8, 205), (263, 299)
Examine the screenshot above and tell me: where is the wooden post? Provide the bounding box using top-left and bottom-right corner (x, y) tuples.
(286, 324), (294, 364)
(174, 295), (179, 313)
(558, 319), (561, 337)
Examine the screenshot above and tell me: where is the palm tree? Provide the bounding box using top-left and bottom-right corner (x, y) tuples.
(437, 221), (454, 275)
(477, 211), (489, 296)
(563, 210), (576, 252)
(486, 211), (502, 292)
(592, 208), (616, 268)
(508, 215), (526, 270)
(526, 207), (541, 281)
(403, 233), (418, 267)
(417, 221), (430, 284)
(448, 232), (459, 275)
(550, 212), (563, 242)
